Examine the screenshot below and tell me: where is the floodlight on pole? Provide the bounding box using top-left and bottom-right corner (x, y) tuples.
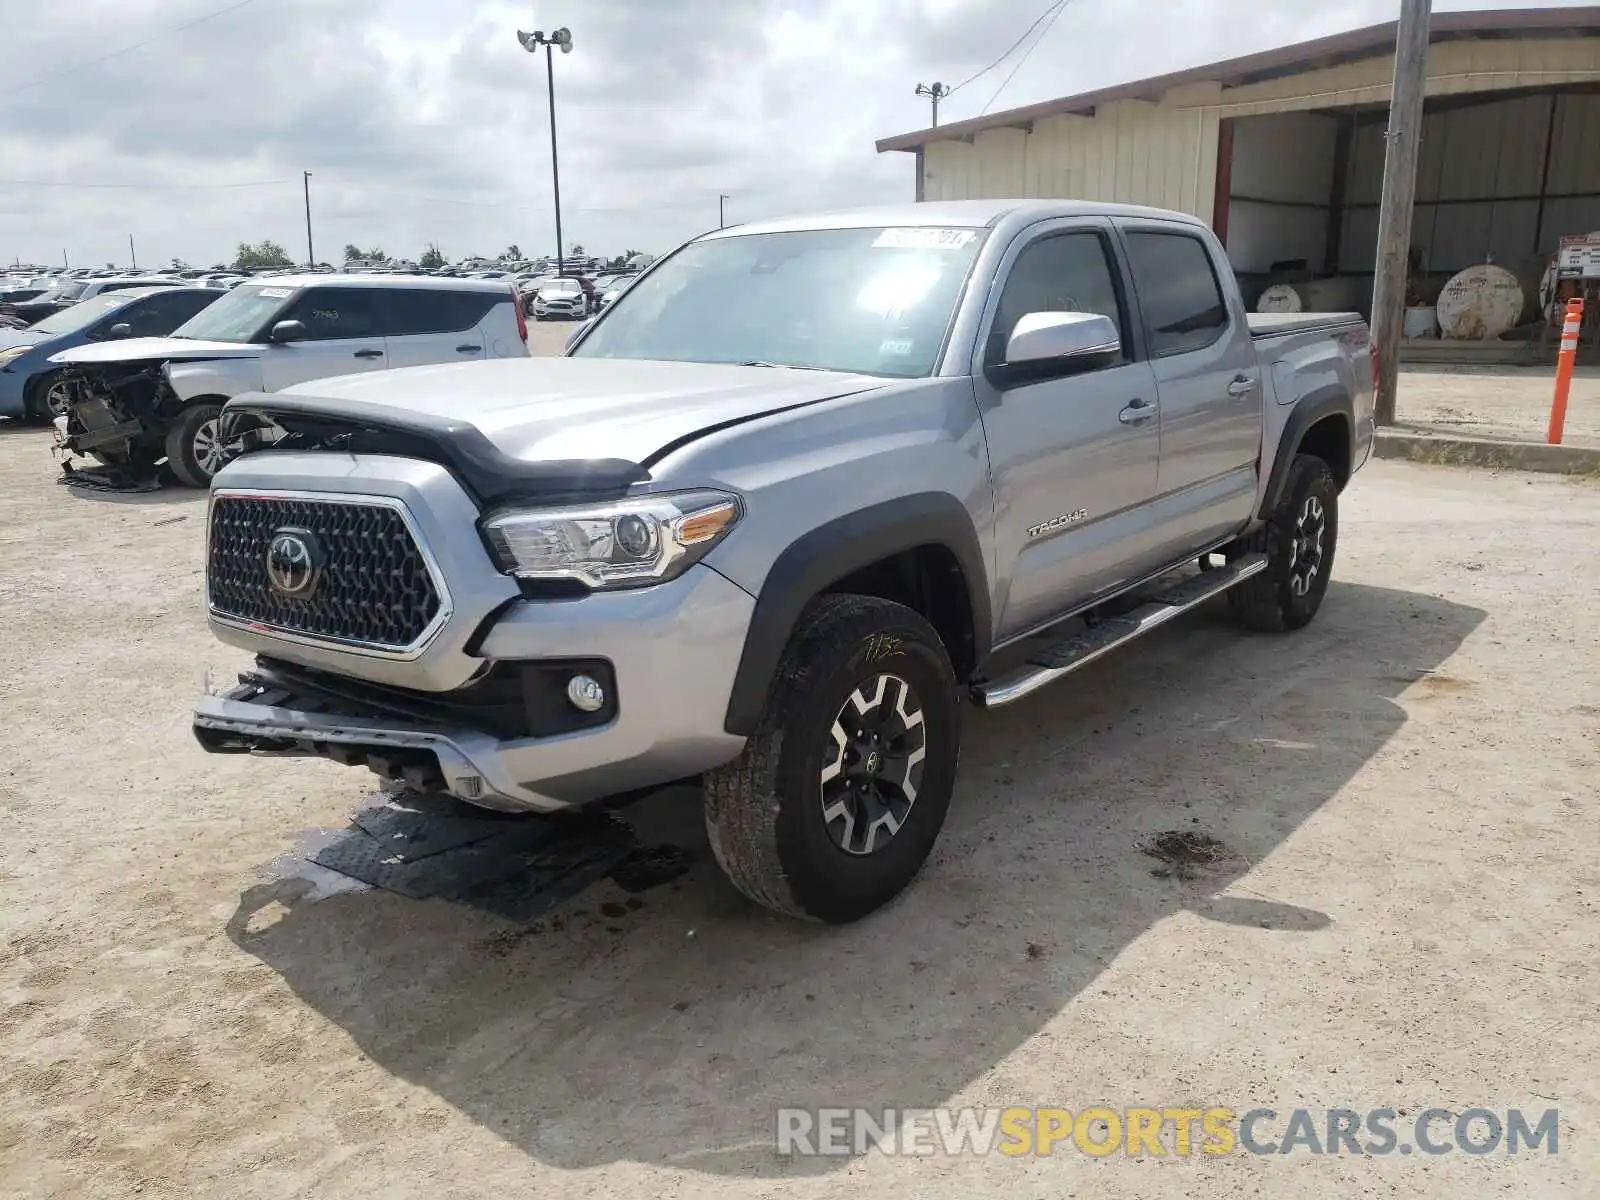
(517, 26), (574, 277)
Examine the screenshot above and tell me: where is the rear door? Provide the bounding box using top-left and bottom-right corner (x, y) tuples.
(381, 288), (494, 370)
(258, 287), (387, 391)
(1116, 223), (1263, 556)
(973, 220), (1162, 641)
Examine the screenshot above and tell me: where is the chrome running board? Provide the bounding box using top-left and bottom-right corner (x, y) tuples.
(973, 553), (1268, 709)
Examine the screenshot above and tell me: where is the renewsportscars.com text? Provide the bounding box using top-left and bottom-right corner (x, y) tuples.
(775, 1106), (1561, 1158)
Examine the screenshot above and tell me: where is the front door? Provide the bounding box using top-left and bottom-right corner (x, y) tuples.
(974, 222), (1161, 642)
(258, 286), (388, 392)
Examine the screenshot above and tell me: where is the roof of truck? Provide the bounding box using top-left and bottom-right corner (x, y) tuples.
(701, 199), (1205, 239)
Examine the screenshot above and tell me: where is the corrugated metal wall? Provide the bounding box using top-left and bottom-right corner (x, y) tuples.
(1227, 112), (1339, 273)
(914, 37), (1600, 259)
(920, 83), (1222, 221)
(1340, 90), (1600, 276)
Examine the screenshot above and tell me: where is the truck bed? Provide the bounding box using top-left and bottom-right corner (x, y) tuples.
(1248, 312), (1364, 339)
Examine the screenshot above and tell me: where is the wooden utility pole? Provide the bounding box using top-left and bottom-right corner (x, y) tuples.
(1370, 0), (1432, 426)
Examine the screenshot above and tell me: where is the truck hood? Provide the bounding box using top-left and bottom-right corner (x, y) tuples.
(254, 357), (890, 467)
(49, 336), (262, 366)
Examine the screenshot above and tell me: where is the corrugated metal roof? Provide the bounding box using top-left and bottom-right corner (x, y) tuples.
(877, 5), (1600, 152)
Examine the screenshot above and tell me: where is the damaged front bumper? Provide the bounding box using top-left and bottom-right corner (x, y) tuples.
(195, 670), (566, 813)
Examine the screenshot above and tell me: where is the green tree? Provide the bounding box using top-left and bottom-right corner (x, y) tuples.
(420, 245), (445, 270)
(233, 240), (293, 271)
(569, 243), (584, 257)
(505, 244), (522, 261)
(343, 244), (363, 262)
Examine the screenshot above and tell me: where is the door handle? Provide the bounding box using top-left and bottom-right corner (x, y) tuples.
(1118, 398), (1155, 426)
(1228, 374), (1258, 396)
(353, 349), (384, 360)
(455, 344), (482, 353)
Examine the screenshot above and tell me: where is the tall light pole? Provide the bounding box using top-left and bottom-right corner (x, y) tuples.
(303, 170), (315, 267)
(129, 234), (137, 270)
(1370, 0), (1432, 426)
(915, 81), (950, 127)
(719, 193), (729, 229)
(517, 27), (573, 278)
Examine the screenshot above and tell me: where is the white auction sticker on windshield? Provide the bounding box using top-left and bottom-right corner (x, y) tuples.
(873, 227), (976, 250)
(257, 287), (292, 298)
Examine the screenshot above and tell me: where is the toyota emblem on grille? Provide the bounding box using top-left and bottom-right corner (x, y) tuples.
(265, 528), (323, 599)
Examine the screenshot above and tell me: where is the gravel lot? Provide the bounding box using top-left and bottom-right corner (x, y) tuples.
(1, 368), (1597, 1197)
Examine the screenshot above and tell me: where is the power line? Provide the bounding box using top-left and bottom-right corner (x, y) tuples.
(946, 0), (1071, 96)
(980, 0), (1073, 114)
(0, 178), (290, 190)
(1, 0), (265, 98)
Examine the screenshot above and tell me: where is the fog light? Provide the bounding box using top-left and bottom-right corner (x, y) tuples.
(566, 674), (607, 713)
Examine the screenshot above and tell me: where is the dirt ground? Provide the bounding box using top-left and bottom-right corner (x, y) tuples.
(1397, 362), (1600, 447)
(2, 378), (1598, 1196)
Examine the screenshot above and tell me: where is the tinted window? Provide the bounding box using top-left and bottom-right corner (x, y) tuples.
(987, 232), (1125, 366)
(384, 289), (498, 336)
(122, 291), (218, 336)
(1124, 232), (1228, 357)
(279, 288), (382, 340)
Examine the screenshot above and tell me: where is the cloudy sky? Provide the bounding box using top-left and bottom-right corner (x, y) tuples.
(0, 0), (1585, 269)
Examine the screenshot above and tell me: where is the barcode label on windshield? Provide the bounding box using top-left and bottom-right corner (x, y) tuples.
(873, 228), (976, 250)
(257, 287), (293, 298)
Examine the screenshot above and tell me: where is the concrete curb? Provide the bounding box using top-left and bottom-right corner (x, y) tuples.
(1374, 430), (1600, 474)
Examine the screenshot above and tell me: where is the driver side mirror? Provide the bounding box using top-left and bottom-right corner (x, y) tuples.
(993, 311), (1122, 385)
(106, 323), (133, 340)
(269, 319), (307, 344)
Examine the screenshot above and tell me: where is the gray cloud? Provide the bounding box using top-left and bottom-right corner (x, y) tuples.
(0, 0), (1581, 269)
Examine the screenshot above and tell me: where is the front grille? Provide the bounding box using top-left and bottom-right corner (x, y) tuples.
(208, 495), (443, 651)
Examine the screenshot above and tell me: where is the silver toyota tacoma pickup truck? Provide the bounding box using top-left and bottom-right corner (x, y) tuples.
(193, 200), (1375, 923)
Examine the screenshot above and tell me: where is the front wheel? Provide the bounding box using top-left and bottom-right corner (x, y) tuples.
(1227, 453), (1339, 632)
(20, 373), (67, 425)
(164, 403), (226, 488)
(704, 595), (961, 923)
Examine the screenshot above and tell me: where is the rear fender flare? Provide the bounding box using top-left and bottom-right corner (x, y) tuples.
(1258, 385), (1353, 519)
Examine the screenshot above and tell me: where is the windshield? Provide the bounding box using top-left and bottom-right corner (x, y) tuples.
(540, 280), (581, 295)
(573, 226), (985, 377)
(171, 282), (296, 342)
(39, 281), (86, 303)
(31, 294), (132, 336)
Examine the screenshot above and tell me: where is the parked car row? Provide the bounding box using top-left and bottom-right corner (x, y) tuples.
(2, 273), (532, 488)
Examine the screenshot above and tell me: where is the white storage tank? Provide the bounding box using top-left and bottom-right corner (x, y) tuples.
(1436, 265), (1525, 340)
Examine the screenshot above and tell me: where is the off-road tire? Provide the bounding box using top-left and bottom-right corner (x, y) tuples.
(1228, 453), (1338, 632)
(704, 594), (961, 923)
(164, 403), (226, 489)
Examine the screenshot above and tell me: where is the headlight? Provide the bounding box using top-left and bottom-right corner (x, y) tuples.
(483, 490), (742, 590)
(0, 346), (30, 367)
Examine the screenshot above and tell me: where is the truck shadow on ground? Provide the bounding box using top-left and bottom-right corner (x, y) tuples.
(227, 581), (1483, 1177)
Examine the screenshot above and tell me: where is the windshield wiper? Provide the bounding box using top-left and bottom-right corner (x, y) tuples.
(738, 359), (831, 371)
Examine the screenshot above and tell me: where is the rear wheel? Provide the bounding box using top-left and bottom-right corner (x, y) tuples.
(164, 403), (226, 488)
(1228, 453), (1339, 632)
(704, 595), (960, 923)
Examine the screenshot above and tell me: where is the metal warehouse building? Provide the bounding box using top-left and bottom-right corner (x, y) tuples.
(877, 6), (1600, 322)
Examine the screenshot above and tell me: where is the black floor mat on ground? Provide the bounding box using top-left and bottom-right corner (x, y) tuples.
(58, 461), (164, 492)
(308, 792), (679, 922)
